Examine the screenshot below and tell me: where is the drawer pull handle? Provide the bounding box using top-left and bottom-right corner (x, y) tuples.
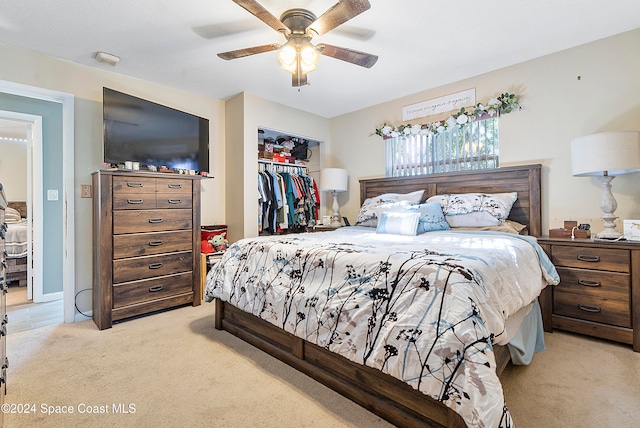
(168, 199), (182, 204)
(149, 285), (164, 292)
(127, 199), (144, 204)
(149, 263), (163, 269)
(148, 218), (164, 224)
(578, 279), (601, 287)
(578, 304), (601, 313)
(168, 183), (182, 189)
(126, 182), (143, 188)
(148, 241), (164, 246)
(577, 255), (600, 262)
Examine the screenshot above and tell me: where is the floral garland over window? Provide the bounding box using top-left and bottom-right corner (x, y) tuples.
(375, 93), (520, 139)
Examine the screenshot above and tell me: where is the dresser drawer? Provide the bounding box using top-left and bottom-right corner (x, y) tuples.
(112, 193), (157, 210)
(156, 193), (193, 209)
(553, 290), (631, 328)
(112, 272), (193, 308)
(113, 251), (192, 283)
(113, 230), (193, 259)
(556, 267), (630, 301)
(113, 209), (192, 234)
(157, 178), (192, 194)
(550, 246), (629, 272)
(113, 176), (157, 195)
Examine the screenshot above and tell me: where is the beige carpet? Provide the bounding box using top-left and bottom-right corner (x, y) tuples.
(4, 303), (640, 427)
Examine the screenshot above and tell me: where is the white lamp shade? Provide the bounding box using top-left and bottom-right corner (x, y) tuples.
(320, 168), (348, 192)
(571, 131), (640, 176)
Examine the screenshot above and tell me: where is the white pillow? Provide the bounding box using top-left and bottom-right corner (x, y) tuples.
(355, 190), (424, 227)
(4, 207), (21, 223)
(445, 211), (500, 228)
(427, 192), (517, 224)
(376, 211), (420, 236)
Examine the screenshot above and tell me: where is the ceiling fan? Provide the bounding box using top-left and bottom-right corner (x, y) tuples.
(217, 0), (378, 87)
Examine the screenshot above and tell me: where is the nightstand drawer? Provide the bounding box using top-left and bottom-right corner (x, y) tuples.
(553, 290), (631, 328)
(551, 246), (629, 272)
(556, 267), (630, 301)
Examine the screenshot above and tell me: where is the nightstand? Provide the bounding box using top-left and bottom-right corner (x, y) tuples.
(538, 237), (640, 352)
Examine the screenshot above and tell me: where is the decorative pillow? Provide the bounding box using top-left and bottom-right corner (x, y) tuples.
(376, 211), (420, 236)
(427, 192), (517, 223)
(4, 207), (21, 223)
(405, 202), (450, 234)
(445, 211), (501, 228)
(374, 200), (414, 220)
(355, 190), (424, 227)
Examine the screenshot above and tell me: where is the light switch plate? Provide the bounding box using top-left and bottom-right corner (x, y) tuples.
(47, 189), (58, 201)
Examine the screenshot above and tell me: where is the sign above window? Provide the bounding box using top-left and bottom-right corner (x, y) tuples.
(402, 88), (476, 121)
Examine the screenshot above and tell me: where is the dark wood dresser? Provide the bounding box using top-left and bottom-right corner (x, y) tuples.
(92, 171), (202, 330)
(0, 184), (9, 425)
(538, 237), (640, 352)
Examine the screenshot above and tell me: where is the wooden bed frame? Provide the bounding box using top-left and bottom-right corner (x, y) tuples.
(214, 164), (543, 427)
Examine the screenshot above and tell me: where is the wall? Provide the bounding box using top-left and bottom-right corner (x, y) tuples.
(329, 28), (640, 236)
(0, 94), (64, 295)
(0, 138), (27, 201)
(0, 42), (225, 314)
(225, 92), (329, 243)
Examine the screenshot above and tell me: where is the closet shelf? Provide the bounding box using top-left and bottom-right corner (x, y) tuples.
(258, 159), (308, 168)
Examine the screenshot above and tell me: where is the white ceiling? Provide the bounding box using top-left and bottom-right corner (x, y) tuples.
(1, 0), (640, 118)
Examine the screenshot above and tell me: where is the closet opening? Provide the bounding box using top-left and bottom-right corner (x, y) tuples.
(258, 128), (321, 235)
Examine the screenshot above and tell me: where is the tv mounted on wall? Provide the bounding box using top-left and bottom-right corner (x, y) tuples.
(103, 87), (209, 172)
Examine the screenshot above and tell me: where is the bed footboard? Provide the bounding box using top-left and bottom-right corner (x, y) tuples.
(214, 298), (512, 428)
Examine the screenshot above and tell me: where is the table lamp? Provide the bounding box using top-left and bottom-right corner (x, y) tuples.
(320, 168), (348, 227)
(571, 130), (640, 239)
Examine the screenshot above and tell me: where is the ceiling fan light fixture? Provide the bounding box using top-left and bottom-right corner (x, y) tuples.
(299, 43), (319, 72)
(278, 42), (298, 73)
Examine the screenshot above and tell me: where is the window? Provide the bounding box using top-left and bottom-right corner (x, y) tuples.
(385, 117), (499, 177)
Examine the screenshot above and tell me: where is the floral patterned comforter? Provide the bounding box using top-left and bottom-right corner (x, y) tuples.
(205, 227), (558, 427)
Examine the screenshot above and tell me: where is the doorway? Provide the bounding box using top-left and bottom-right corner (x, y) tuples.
(0, 113), (63, 332)
(0, 79), (75, 325)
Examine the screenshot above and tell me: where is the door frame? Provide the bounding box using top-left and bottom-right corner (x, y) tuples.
(0, 111), (44, 303)
(0, 79), (75, 323)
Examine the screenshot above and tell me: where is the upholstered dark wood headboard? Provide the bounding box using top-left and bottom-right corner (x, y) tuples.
(8, 201), (27, 218)
(359, 164), (542, 237)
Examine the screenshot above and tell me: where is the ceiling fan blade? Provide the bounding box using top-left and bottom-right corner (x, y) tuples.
(217, 43), (281, 60)
(306, 0), (371, 37)
(232, 0), (290, 34)
(316, 43), (378, 68)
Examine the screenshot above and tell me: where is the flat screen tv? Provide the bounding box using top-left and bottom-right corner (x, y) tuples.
(103, 87), (209, 172)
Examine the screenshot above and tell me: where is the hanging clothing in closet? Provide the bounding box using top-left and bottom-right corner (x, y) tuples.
(258, 165), (320, 234)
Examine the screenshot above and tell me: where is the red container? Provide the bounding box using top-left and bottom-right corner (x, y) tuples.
(201, 225), (228, 254)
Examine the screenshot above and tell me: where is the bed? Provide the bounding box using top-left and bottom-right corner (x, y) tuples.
(205, 164), (557, 427)
(4, 202), (28, 287)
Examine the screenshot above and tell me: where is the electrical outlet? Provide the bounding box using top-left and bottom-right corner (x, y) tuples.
(81, 184), (92, 198)
(47, 189), (58, 201)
